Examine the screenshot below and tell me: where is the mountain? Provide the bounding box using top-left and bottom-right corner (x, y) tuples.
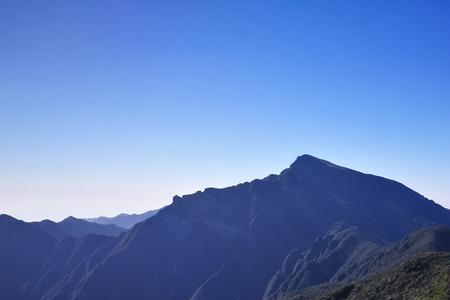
(0, 214), (55, 300)
(286, 252), (450, 300)
(324, 252), (450, 300)
(84, 209), (160, 228)
(55, 155), (450, 300)
(56, 216), (126, 238)
(0, 214), (115, 300)
(264, 225), (450, 300)
(1, 154), (450, 300)
(30, 233), (114, 300)
(263, 223), (386, 299)
(34, 219), (69, 238)
(32, 216), (126, 238)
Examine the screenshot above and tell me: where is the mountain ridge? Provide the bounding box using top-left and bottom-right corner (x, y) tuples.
(30, 216), (126, 238)
(83, 208), (160, 228)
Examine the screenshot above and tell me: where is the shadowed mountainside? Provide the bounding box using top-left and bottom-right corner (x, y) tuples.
(264, 225), (450, 300)
(0, 214), (55, 300)
(0, 215), (114, 300)
(326, 252), (450, 300)
(285, 252), (450, 300)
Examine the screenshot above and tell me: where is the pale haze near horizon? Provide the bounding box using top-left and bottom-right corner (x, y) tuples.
(1, 0), (449, 221)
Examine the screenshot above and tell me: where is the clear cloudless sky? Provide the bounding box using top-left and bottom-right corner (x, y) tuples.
(0, 0), (449, 221)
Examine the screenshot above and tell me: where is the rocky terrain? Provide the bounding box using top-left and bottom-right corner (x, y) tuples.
(285, 252), (450, 300)
(265, 225), (450, 299)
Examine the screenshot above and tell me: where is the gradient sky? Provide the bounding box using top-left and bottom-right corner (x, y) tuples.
(1, 0), (449, 221)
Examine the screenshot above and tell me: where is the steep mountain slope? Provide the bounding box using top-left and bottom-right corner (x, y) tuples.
(289, 252), (450, 300)
(84, 209), (160, 228)
(326, 252), (450, 300)
(0, 214), (55, 300)
(265, 225), (450, 300)
(263, 223), (385, 299)
(0, 214), (116, 300)
(65, 155), (450, 300)
(28, 234), (113, 300)
(40, 236), (119, 300)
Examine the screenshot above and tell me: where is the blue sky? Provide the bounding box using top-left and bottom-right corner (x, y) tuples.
(1, 0), (449, 221)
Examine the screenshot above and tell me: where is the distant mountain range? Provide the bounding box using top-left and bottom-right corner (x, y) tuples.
(31, 216), (126, 238)
(83, 209), (160, 228)
(1, 154), (450, 299)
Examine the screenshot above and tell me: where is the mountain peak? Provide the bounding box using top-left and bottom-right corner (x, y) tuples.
(292, 154), (321, 164)
(289, 154), (341, 170)
(0, 214), (21, 225)
(61, 216), (80, 223)
(0, 214), (15, 220)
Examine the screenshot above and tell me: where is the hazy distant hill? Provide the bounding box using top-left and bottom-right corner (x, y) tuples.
(84, 209), (160, 228)
(32, 216), (126, 238)
(1, 155), (450, 300)
(57, 216), (126, 237)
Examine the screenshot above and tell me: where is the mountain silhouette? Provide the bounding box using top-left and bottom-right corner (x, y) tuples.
(31, 216), (126, 238)
(56, 216), (126, 238)
(83, 208), (160, 228)
(1, 155), (449, 299)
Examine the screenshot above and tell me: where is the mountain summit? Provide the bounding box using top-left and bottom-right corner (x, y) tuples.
(290, 154), (340, 168)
